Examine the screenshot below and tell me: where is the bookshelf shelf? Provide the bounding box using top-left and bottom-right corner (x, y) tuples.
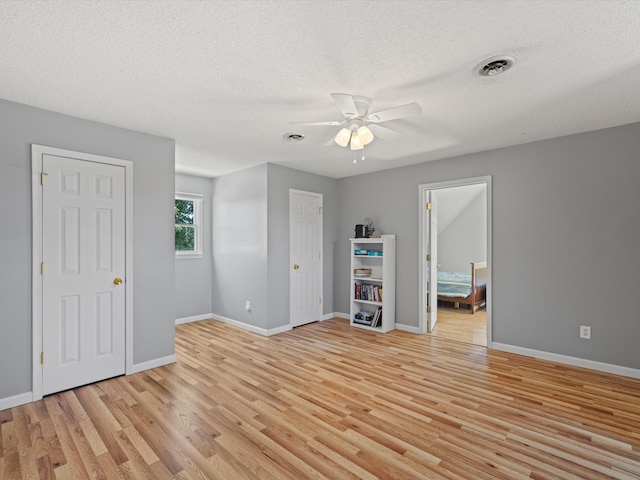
(350, 235), (395, 333)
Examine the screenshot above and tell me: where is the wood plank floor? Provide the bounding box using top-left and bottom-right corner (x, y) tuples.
(431, 305), (487, 346)
(2, 318), (640, 479)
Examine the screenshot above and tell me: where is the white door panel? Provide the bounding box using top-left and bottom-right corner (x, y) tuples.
(290, 191), (322, 328)
(42, 154), (126, 395)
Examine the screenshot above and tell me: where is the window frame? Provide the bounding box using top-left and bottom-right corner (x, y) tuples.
(175, 192), (204, 258)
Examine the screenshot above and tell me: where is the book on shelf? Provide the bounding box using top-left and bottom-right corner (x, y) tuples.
(371, 306), (382, 328)
(354, 310), (374, 326)
(354, 283), (383, 303)
(353, 318), (373, 326)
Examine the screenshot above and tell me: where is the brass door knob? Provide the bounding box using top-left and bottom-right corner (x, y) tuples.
(113, 278), (123, 285)
(293, 264), (299, 270)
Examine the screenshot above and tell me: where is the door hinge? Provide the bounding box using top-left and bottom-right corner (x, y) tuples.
(318, 297), (322, 305)
(318, 206), (323, 214)
(427, 306), (432, 313)
(40, 352), (44, 364)
(426, 202), (432, 210)
(40, 172), (48, 185)
(41, 262), (44, 274)
(318, 252), (322, 260)
(426, 254), (431, 262)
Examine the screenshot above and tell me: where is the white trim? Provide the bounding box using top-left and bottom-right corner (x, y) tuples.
(418, 176), (492, 347)
(31, 144), (134, 399)
(323, 312), (347, 321)
(176, 313), (213, 325)
(129, 354), (177, 374)
(175, 192), (203, 257)
(492, 343), (640, 380)
(175, 253), (204, 259)
(211, 314), (292, 336)
(0, 392), (33, 411)
(395, 323), (423, 334)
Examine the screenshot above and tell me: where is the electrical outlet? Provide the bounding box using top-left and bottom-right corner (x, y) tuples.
(579, 325), (591, 339)
(245, 301), (251, 312)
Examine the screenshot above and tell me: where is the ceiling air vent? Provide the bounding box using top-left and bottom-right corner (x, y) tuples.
(476, 55), (516, 76)
(283, 132), (305, 142)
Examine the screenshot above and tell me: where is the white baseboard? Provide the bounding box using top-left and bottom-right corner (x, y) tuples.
(329, 312), (350, 320)
(211, 313), (292, 337)
(395, 323), (424, 334)
(492, 343), (640, 380)
(129, 354), (177, 374)
(176, 313), (213, 325)
(0, 391), (33, 411)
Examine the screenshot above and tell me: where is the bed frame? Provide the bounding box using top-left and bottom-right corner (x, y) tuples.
(437, 261), (487, 314)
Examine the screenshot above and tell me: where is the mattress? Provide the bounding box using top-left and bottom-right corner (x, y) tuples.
(436, 271), (485, 297)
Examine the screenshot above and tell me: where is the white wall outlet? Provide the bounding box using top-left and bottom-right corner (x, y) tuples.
(579, 325), (591, 339)
(245, 301), (251, 312)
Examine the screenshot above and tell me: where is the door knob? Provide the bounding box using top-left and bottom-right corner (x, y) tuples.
(293, 264), (299, 270)
(113, 278), (123, 285)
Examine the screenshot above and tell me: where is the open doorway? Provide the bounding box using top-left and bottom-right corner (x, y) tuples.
(418, 177), (491, 347)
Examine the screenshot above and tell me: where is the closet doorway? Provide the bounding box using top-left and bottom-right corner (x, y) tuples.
(418, 176), (491, 347)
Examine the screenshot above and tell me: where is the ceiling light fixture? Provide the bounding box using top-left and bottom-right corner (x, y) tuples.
(476, 55), (516, 77)
(334, 128), (351, 147)
(334, 123), (374, 150)
(350, 129), (364, 151)
(358, 126), (374, 145)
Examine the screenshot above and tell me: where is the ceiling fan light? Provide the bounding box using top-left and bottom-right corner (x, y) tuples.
(335, 128), (351, 147)
(350, 132), (364, 150)
(358, 125), (374, 145)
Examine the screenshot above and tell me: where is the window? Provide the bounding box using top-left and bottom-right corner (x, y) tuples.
(175, 192), (203, 257)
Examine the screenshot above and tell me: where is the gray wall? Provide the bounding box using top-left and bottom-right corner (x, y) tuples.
(175, 173), (213, 319)
(438, 190), (486, 272)
(0, 98), (175, 400)
(266, 164), (338, 328)
(211, 164), (269, 329)
(210, 163), (338, 331)
(337, 122), (640, 370)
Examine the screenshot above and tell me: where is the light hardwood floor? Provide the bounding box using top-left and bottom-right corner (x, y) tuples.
(431, 305), (487, 346)
(2, 318), (639, 479)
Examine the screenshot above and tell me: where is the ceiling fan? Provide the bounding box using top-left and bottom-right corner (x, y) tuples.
(291, 93), (422, 151)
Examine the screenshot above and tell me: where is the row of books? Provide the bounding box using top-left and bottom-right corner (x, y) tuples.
(353, 307), (382, 328)
(354, 283), (382, 302)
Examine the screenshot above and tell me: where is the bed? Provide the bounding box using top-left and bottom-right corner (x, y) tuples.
(437, 261), (487, 314)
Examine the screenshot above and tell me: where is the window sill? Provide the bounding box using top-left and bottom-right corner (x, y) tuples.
(175, 252), (204, 259)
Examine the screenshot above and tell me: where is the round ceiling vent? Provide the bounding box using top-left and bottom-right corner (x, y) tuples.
(283, 132), (305, 142)
(476, 55), (516, 76)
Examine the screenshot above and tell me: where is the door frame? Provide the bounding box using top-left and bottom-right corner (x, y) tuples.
(289, 189), (323, 327)
(418, 176), (492, 346)
(31, 144), (134, 401)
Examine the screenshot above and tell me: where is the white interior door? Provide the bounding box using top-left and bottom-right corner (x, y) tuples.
(289, 190), (323, 327)
(425, 190), (439, 332)
(41, 154), (126, 395)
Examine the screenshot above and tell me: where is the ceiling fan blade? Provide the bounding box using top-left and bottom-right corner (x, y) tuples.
(368, 124), (400, 140)
(290, 120), (343, 126)
(330, 93), (360, 118)
(367, 102), (422, 123)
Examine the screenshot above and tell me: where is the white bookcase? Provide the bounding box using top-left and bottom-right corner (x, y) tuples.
(350, 235), (396, 333)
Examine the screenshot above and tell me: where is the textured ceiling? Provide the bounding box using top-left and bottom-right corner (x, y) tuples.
(2, 0), (640, 178)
